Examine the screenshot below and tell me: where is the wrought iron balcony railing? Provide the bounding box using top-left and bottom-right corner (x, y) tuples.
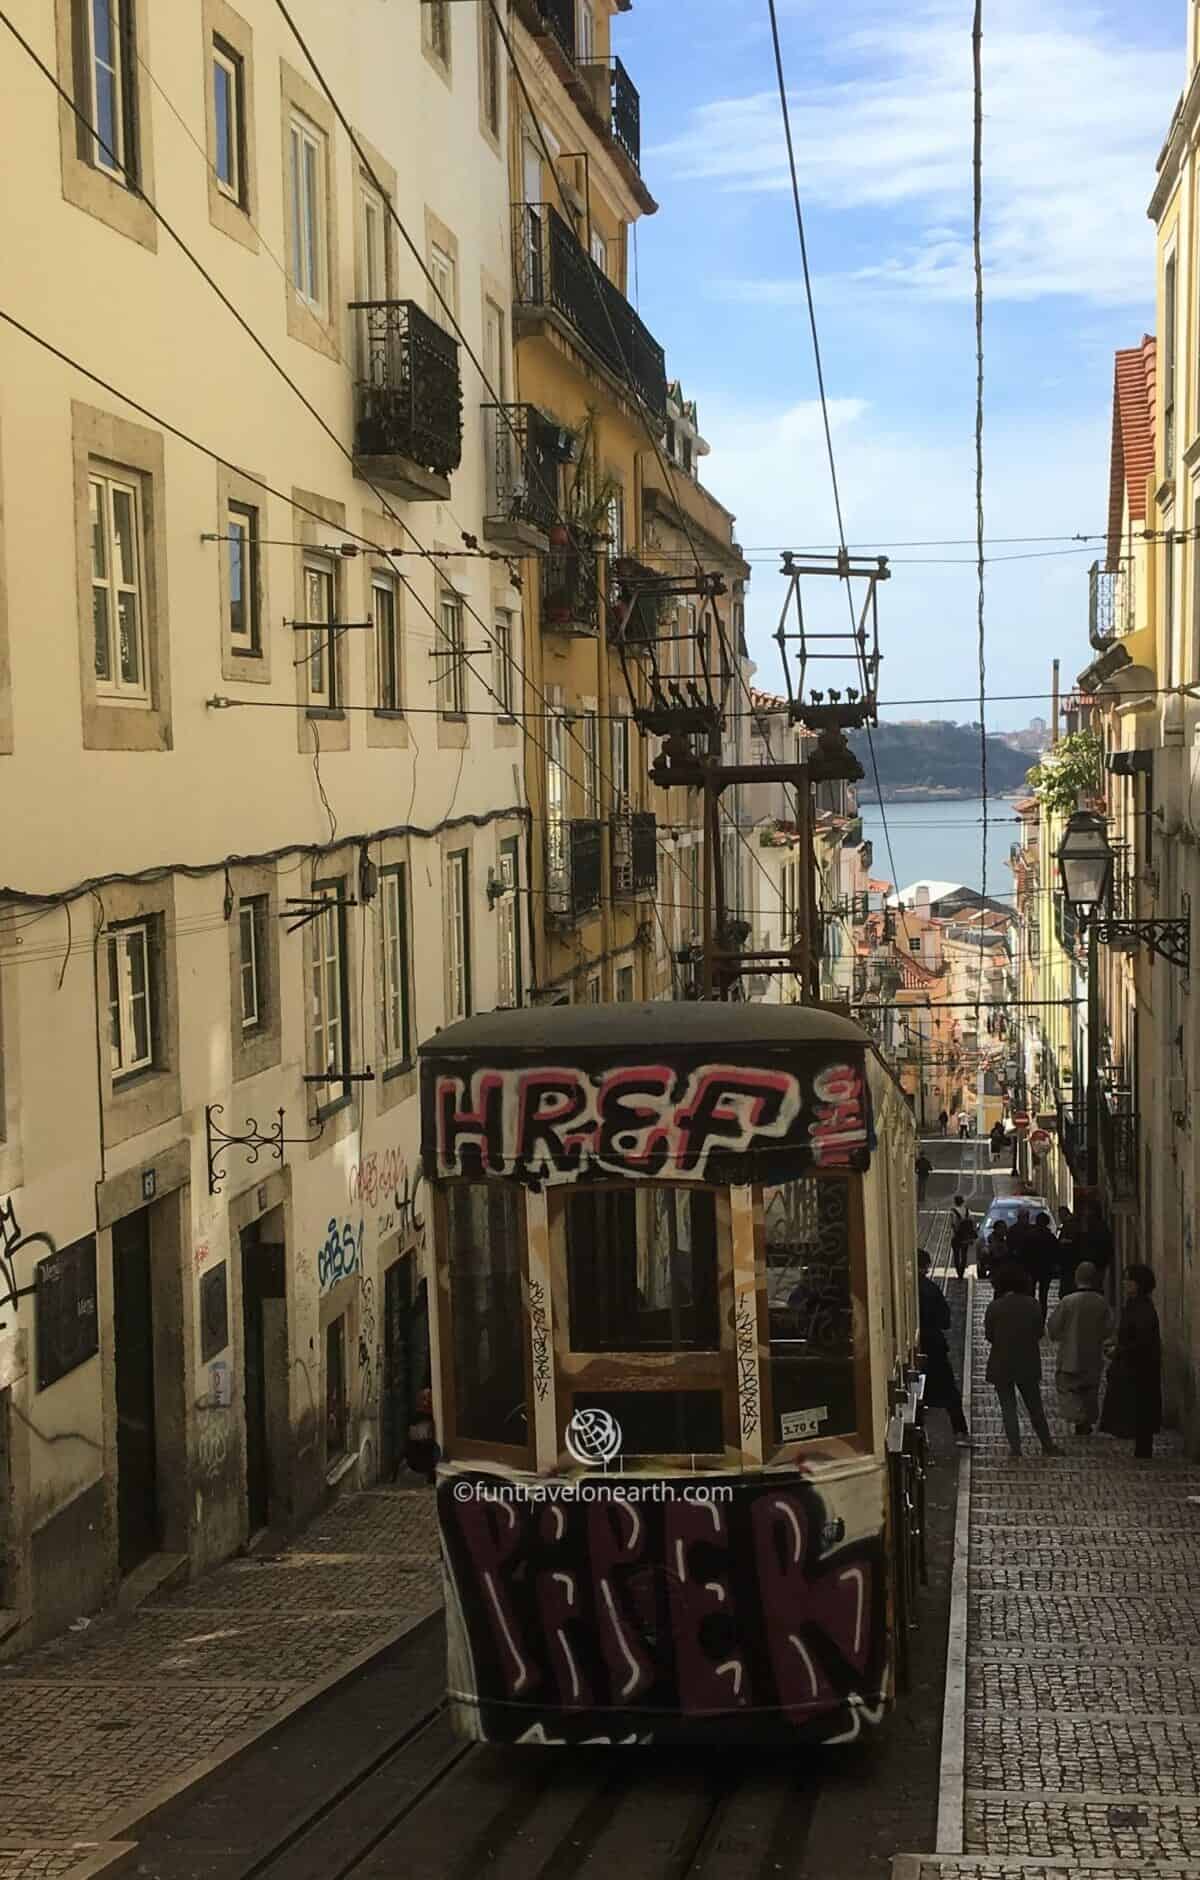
(515, 0), (575, 62)
(1053, 891), (1080, 955)
(1088, 559), (1134, 648)
(542, 532), (601, 633)
(577, 57), (642, 170)
(611, 810), (658, 897)
(1100, 1097), (1139, 1202)
(1056, 1100), (1088, 1179)
(350, 300), (462, 492)
(513, 203), (667, 416)
(547, 816), (603, 919)
(481, 403), (568, 549)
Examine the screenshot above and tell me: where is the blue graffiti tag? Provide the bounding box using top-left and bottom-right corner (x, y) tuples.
(317, 1218), (364, 1292)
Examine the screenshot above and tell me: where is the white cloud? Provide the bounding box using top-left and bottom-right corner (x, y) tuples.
(651, 0), (1176, 304)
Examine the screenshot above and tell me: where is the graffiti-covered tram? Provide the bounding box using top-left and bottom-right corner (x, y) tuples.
(419, 1003), (923, 1746)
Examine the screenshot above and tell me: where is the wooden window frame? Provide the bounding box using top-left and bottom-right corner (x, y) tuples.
(237, 893), (267, 1031)
(434, 1184), (534, 1468)
(445, 848), (472, 1021)
(379, 862), (412, 1074)
(212, 36), (246, 204)
(107, 918), (155, 1080)
(373, 570), (401, 714)
(227, 499), (261, 657)
(497, 835), (521, 1009)
(303, 554), (338, 709)
(307, 876), (351, 1112)
(438, 588), (466, 716)
(90, 469), (149, 704)
(289, 109), (328, 314)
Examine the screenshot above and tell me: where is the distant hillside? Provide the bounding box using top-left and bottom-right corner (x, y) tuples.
(849, 721), (1032, 801)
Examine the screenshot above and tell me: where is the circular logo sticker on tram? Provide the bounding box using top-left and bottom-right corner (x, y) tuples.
(565, 1407), (623, 1469)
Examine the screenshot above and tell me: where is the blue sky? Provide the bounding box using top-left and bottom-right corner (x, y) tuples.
(613, 0), (1183, 729)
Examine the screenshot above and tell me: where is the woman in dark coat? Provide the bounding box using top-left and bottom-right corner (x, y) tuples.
(1099, 1263), (1163, 1459)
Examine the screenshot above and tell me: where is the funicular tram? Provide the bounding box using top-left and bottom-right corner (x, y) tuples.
(419, 1000), (926, 1746)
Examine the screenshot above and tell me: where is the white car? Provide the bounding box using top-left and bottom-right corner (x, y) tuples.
(979, 1195), (1059, 1241)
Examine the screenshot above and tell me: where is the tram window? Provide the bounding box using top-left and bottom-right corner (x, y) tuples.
(764, 1174), (860, 1443)
(565, 1187), (720, 1353)
(446, 1184), (527, 1445)
(572, 1390), (723, 1458)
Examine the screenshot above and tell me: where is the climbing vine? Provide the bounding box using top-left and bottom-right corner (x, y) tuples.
(1027, 730), (1104, 817)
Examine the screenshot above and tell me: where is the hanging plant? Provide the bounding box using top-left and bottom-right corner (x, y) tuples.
(1027, 730), (1103, 817)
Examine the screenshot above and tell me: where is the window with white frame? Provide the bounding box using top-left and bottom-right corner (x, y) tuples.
(611, 712), (631, 810)
(107, 919), (154, 1079)
(546, 708), (567, 903)
(304, 556), (338, 707)
(425, 0), (450, 64)
(379, 864), (411, 1070)
(580, 709), (600, 815)
(289, 112), (327, 312)
(90, 469), (148, 701)
(497, 838), (522, 1008)
(481, 6), (501, 135)
(494, 610), (515, 717)
(358, 178), (389, 371)
(578, 0), (595, 62)
(82, 0), (136, 179)
(590, 229), (608, 277)
(438, 588), (466, 714)
(212, 38), (245, 205)
(1165, 529), (1177, 684)
(606, 487), (623, 558)
(446, 850), (472, 1021)
(587, 975), (601, 1003)
(616, 964), (634, 1003)
(308, 879), (349, 1103)
(227, 500), (261, 656)
(374, 571), (401, 711)
(238, 894), (267, 1030)
(429, 243), (456, 333)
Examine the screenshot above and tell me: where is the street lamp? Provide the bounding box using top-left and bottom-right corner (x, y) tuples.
(1056, 811), (1112, 1192)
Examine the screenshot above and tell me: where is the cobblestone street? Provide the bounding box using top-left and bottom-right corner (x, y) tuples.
(0, 1485), (439, 1880)
(894, 1278), (1200, 1880)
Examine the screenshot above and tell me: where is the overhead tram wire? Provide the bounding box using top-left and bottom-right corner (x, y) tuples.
(763, 0), (917, 969)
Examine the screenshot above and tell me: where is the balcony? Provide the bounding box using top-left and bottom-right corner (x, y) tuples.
(1053, 891), (1080, 956)
(1056, 1100), (1088, 1180)
(547, 817), (603, 920)
(482, 403), (571, 554)
(1088, 560), (1134, 649)
(611, 810), (658, 897)
(542, 532), (601, 633)
(611, 554), (661, 653)
(513, 203), (667, 416)
(1101, 1098), (1139, 1202)
(577, 57), (642, 172)
(514, 0), (575, 66)
(350, 300), (462, 500)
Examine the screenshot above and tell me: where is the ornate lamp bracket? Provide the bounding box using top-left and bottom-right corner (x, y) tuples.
(205, 1105), (325, 1196)
(1093, 908), (1190, 971)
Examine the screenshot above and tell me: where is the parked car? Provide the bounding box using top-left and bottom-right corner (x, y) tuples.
(977, 1194), (1058, 1274)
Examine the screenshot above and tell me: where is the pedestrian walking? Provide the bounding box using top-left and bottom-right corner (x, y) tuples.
(1008, 1207), (1034, 1284)
(981, 1218), (1009, 1281)
(983, 1261), (1060, 1459)
(958, 1110), (971, 1139)
(938, 1109), (949, 1138)
(949, 1194), (976, 1281)
(1099, 1264), (1163, 1460)
(1025, 1211), (1061, 1324)
(989, 1120), (1006, 1160)
(915, 1150), (933, 1209)
(1056, 1205), (1078, 1296)
(917, 1251), (970, 1446)
(1046, 1261), (1112, 1434)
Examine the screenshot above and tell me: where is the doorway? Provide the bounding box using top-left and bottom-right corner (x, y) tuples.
(240, 1216), (287, 1537)
(113, 1209), (159, 1574)
(381, 1253), (413, 1478)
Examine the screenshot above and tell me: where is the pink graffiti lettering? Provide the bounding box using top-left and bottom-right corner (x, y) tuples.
(809, 1064), (868, 1168)
(674, 1068), (798, 1174)
(665, 1499), (746, 1714)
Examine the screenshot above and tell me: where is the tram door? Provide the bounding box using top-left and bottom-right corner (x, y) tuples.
(113, 1209), (160, 1574)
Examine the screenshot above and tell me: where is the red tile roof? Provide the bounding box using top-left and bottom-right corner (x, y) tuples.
(1107, 336), (1156, 572)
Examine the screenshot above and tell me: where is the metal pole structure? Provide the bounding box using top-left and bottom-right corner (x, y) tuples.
(1086, 916), (1100, 1191)
(701, 770), (715, 999)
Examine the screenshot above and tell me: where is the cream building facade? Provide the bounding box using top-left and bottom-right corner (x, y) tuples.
(0, 0), (528, 1644)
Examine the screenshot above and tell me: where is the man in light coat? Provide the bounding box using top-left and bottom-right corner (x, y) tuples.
(984, 1262), (1060, 1459)
(1046, 1260), (1112, 1436)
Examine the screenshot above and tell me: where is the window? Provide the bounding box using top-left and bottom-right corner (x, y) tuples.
(616, 964), (634, 1002)
(374, 572), (401, 711)
(90, 471), (148, 700)
(304, 556), (337, 707)
(578, 0), (595, 61)
(494, 610), (515, 717)
(358, 179), (389, 369)
(611, 713), (630, 809)
(308, 879), (349, 1104)
(1165, 252), (1178, 468)
(227, 501), (260, 656)
(497, 837), (522, 1008)
(447, 1186), (526, 1447)
(425, 0), (450, 65)
(586, 975), (600, 1003)
(212, 39), (245, 204)
(580, 710), (600, 815)
(238, 895), (267, 1031)
(481, 6), (500, 135)
(107, 920), (153, 1078)
(379, 865), (411, 1071)
(289, 112), (327, 311)
(764, 1174), (864, 1445)
(438, 588), (466, 715)
(590, 229), (608, 277)
(1165, 530), (1177, 683)
(83, 0), (135, 178)
(446, 850), (472, 1021)
(325, 1316), (348, 1458)
(606, 488), (624, 559)
(429, 243), (456, 333)
(546, 709), (567, 903)
(567, 1188), (718, 1353)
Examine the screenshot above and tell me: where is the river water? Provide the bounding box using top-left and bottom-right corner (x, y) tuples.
(859, 797), (1022, 905)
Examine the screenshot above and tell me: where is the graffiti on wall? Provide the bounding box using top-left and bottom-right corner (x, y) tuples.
(438, 1472), (886, 1746)
(317, 1218), (364, 1294)
(358, 1272), (380, 1413)
(424, 1052), (872, 1189)
(349, 1150), (425, 1248)
(734, 1295), (759, 1442)
(528, 1278), (551, 1402)
(0, 1196), (54, 1316)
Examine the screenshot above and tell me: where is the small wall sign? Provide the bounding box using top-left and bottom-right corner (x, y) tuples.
(781, 1406), (828, 1443)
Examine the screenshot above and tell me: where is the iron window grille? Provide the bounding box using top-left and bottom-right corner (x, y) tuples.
(547, 818), (603, 920)
(1088, 560), (1134, 648)
(542, 536), (601, 633)
(482, 402), (566, 535)
(350, 299), (463, 479)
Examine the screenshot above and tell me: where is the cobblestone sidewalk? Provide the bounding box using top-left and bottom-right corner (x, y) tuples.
(894, 1283), (1200, 1879)
(0, 1484), (439, 1880)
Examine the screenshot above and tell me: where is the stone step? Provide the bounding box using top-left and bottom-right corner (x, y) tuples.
(894, 1859), (1200, 1877)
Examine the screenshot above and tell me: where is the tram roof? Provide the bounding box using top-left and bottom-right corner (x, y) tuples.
(419, 1002), (871, 1059)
